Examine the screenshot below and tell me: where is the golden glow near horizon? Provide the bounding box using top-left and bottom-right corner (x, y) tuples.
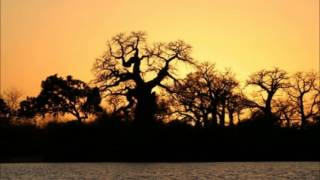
(1, 0), (319, 97)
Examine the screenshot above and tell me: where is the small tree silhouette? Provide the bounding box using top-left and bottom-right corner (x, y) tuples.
(92, 31), (194, 124)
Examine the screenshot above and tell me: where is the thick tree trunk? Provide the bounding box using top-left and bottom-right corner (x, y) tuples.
(134, 90), (157, 126)
(263, 94), (275, 126)
(299, 97), (307, 127)
(301, 115), (307, 127)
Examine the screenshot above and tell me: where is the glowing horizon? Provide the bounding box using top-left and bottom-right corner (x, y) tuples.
(1, 0), (319, 98)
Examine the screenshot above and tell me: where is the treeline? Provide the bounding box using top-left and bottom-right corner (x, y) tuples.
(1, 31), (319, 129)
(0, 31), (319, 161)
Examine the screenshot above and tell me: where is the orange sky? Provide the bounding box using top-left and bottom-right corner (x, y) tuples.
(1, 0), (319, 97)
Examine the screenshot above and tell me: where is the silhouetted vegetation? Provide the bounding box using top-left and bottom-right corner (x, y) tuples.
(18, 74), (102, 122)
(92, 31), (194, 125)
(170, 63), (243, 127)
(1, 31), (319, 162)
(0, 98), (11, 127)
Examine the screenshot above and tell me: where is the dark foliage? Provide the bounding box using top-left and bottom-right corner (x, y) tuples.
(18, 74), (102, 122)
(0, 98), (11, 127)
(1, 115), (319, 162)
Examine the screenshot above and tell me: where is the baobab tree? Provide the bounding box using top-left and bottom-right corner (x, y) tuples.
(246, 67), (289, 125)
(172, 63), (239, 127)
(215, 69), (239, 127)
(226, 93), (247, 127)
(172, 70), (212, 127)
(273, 99), (297, 127)
(286, 71), (320, 127)
(92, 31), (194, 124)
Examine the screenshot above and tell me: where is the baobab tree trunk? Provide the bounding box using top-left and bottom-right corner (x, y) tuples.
(134, 90), (157, 126)
(300, 115), (307, 127)
(263, 95), (275, 126)
(263, 109), (274, 126)
(299, 97), (308, 127)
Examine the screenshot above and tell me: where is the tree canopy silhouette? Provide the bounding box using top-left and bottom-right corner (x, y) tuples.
(246, 67), (289, 125)
(92, 31), (194, 124)
(2, 88), (23, 117)
(0, 98), (11, 119)
(286, 71), (320, 127)
(19, 75), (102, 122)
(172, 63), (240, 127)
(19, 97), (38, 118)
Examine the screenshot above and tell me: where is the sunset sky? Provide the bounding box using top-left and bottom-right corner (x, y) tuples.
(1, 0), (319, 97)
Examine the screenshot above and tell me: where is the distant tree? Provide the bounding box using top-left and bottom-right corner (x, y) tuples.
(246, 67), (289, 125)
(215, 69), (239, 127)
(0, 98), (11, 119)
(18, 97), (39, 118)
(286, 71), (320, 127)
(172, 70), (212, 127)
(92, 31), (194, 124)
(2, 88), (23, 113)
(153, 92), (174, 123)
(273, 99), (297, 127)
(226, 93), (247, 127)
(19, 75), (102, 122)
(172, 63), (239, 127)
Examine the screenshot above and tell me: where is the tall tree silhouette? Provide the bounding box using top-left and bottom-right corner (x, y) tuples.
(92, 31), (194, 124)
(246, 67), (289, 125)
(287, 71), (319, 127)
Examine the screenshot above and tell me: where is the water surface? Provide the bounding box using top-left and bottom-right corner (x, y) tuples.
(1, 162), (319, 179)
